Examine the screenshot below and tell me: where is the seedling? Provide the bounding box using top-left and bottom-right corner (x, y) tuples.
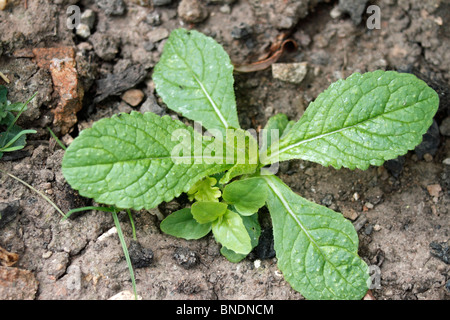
(0, 85), (36, 159)
(61, 29), (439, 299)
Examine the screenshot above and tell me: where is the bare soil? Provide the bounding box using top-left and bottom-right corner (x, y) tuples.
(0, 0), (449, 300)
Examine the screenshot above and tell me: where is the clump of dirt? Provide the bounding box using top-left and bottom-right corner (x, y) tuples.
(1, 0), (449, 300)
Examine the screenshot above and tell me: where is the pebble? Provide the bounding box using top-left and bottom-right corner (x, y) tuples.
(90, 32), (120, 61)
(128, 240), (154, 268)
(342, 207), (358, 221)
(108, 290), (142, 300)
(443, 158), (450, 166)
(153, 0), (172, 6)
(95, 0), (126, 16)
(173, 247), (199, 269)
(231, 23), (252, 39)
(140, 95), (165, 116)
(272, 62), (308, 84)
(81, 9), (96, 29)
(122, 89), (145, 107)
(147, 28), (169, 43)
(427, 184), (442, 198)
(178, 0), (209, 24)
(219, 4), (231, 14)
(338, 0), (369, 25)
(423, 153), (433, 162)
(321, 194), (334, 207)
(145, 11), (162, 26)
(440, 117), (450, 136)
(42, 251), (53, 259)
(76, 24), (91, 39)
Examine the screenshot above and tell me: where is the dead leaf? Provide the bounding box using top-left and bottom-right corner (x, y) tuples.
(233, 34), (298, 73)
(0, 246), (19, 267)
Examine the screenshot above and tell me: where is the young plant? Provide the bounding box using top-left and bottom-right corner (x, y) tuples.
(61, 29), (439, 300)
(0, 85), (36, 158)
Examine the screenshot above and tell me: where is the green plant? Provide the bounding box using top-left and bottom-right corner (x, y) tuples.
(61, 29), (439, 299)
(0, 85), (36, 158)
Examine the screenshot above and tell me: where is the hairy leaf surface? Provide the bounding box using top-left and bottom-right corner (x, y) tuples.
(262, 71), (439, 169)
(263, 175), (369, 300)
(62, 111), (232, 210)
(153, 28), (240, 135)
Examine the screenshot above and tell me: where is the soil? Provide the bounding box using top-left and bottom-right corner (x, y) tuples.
(0, 0), (449, 300)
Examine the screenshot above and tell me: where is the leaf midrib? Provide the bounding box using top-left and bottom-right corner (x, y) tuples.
(263, 94), (433, 164)
(167, 35), (230, 130)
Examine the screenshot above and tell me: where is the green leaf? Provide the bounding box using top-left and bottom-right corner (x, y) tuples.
(0, 126), (36, 152)
(262, 71), (439, 170)
(212, 210), (252, 255)
(62, 111), (233, 210)
(261, 113), (290, 151)
(219, 129), (258, 184)
(187, 176), (221, 202)
(222, 177), (267, 216)
(153, 28), (240, 136)
(263, 175), (369, 300)
(191, 201), (228, 224)
(220, 213), (261, 262)
(160, 208), (212, 240)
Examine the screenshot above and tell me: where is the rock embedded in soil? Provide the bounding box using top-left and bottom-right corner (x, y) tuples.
(96, 0), (126, 16)
(128, 240), (154, 268)
(90, 32), (120, 62)
(122, 89), (145, 107)
(338, 0), (369, 25)
(272, 62), (308, 84)
(178, 0), (209, 24)
(429, 241), (450, 264)
(440, 117), (450, 137)
(173, 247), (199, 269)
(0, 266), (38, 300)
(153, 0), (172, 6)
(94, 64), (147, 103)
(0, 200), (20, 229)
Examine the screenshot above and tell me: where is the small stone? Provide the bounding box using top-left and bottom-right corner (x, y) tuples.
(0, 201), (20, 229)
(254, 259), (261, 268)
(427, 184), (442, 198)
(128, 240), (154, 268)
(140, 95), (165, 116)
(272, 62), (308, 84)
(145, 11), (161, 26)
(42, 251), (53, 259)
(440, 117), (450, 136)
(429, 241), (450, 264)
(173, 247), (199, 269)
(443, 158), (450, 166)
(352, 192), (360, 201)
(122, 89), (145, 107)
(108, 290), (142, 300)
(0, 266), (38, 300)
(231, 23), (252, 39)
(321, 194), (334, 207)
(178, 0), (209, 24)
(342, 207), (358, 221)
(147, 28), (169, 43)
(153, 0), (172, 6)
(330, 6), (342, 19)
(90, 33), (120, 61)
(219, 4), (231, 14)
(364, 202), (374, 209)
(96, 0), (126, 16)
(81, 9), (96, 29)
(373, 224), (381, 231)
(364, 224), (374, 235)
(338, 0), (369, 25)
(423, 153), (433, 162)
(76, 24), (91, 39)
